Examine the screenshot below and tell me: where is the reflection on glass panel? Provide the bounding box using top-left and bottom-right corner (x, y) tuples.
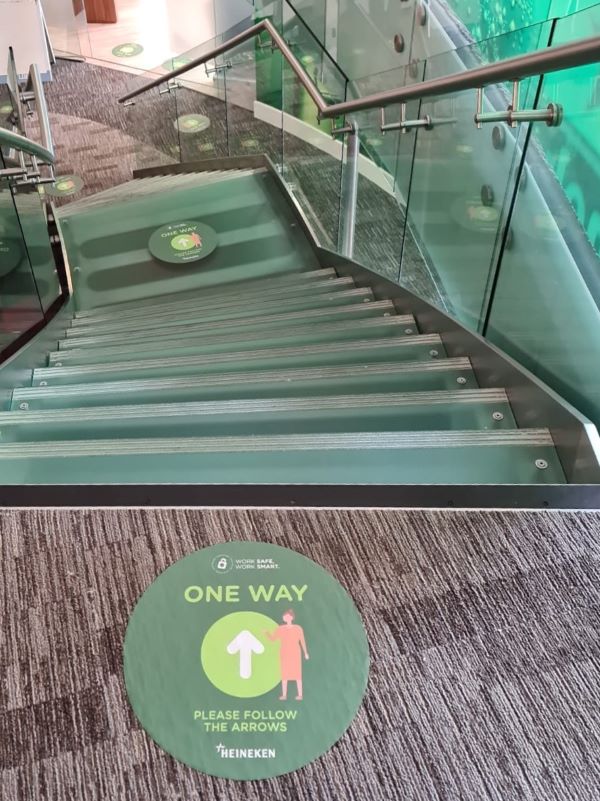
(225, 30), (283, 165)
(336, 0), (417, 80)
(536, 4), (600, 259)
(344, 61), (427, 284)
(485, 6), (600, 428)
(124, 71), (181, 172)
(42, 0), (91, 59)
(401, 24), (551, 330)
(0, 171), (44, 353)
(11, 185), (61, 312)
(281, 58), (344, 250)
(444, 0), (553, 52)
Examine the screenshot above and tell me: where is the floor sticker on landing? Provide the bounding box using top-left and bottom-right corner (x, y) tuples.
(123, 541), (369, 780)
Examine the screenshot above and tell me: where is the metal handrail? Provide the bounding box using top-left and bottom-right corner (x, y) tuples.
(0, 128), (55, 165)
(118, 18), (600, 118)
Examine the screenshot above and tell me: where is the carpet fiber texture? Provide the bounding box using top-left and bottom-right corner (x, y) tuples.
(1, 508), (600, 801)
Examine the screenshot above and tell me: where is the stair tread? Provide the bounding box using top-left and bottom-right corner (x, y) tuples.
(64, 288), (375, 337)
(50, 316), (417, 364)
(15, 358), (475, 401)
(73, 268), (338, 318)
(34, 335), (444, 381)
(69, 276), (356, 328)
(60, 301), (399, 349)
(0, 428), (556, 456)
(2, 389), (509, 423)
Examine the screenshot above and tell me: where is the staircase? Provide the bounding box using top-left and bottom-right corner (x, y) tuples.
(0, 165), (572, 486)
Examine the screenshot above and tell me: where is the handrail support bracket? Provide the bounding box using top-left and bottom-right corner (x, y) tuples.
(474, 82), (563, 128)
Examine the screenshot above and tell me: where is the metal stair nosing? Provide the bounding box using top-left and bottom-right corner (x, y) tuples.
(68, 276), (358, 329)
(13, 358), (476, 408)
(59, 301), (400, 351)
(33, 335), (446, 385)
(72, 268), (339, 319)
(63, 289), (377, 339)
(49, 316), (418, 366)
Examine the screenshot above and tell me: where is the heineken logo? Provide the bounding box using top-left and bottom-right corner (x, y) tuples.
(148, 221), (218, 265)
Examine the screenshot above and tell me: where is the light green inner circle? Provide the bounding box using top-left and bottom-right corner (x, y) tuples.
(201, 611), (280, 698)
(171, 234), (195, 251)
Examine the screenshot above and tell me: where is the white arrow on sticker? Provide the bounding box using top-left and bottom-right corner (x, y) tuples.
(226, 630), (265, 679)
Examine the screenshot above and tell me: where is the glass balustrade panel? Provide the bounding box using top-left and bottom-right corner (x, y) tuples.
(400, 23), (552, 329)
(485, 4), (600, 428)
(11, 183), (61, 312)
(0, 157), (45, 353)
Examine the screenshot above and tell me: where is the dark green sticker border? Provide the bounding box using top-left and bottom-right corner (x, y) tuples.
(148, 220), (218, 265)
(112, 43), (144, 57)
(174, 114), (211, 134)
(44, 175), (84, 198)
(123, 541), (369, 780)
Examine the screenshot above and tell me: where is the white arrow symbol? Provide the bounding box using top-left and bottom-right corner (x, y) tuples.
(226, 630), (265, 679)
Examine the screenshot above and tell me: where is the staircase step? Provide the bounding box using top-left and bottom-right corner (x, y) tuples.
(59, 301), (399, 351)
(50, 316), (416, 366)
(73, 268), (339, 319)
(63, 288), (376, 339)
(0, 430), (565, 485)
(33, 336), (445, 386)
(13, 358), (477, 410)
(0, 390), (515, 441)
(68, 276), (356, 329)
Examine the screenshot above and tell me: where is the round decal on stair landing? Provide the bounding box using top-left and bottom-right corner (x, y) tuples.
(44, 175), (84, 197)
(0, 102), (13, 116)
(123, 541), (369, 780)
(148, 220), (218, 265)
(112, 43), (144, 58)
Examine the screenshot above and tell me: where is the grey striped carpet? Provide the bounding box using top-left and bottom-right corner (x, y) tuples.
(2, 508), (600, 800)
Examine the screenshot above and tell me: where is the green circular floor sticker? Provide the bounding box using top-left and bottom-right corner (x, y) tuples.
(124, 541), (369, 780)
(174, 114), (211, 134)
(0, 102), (13, 116)
(148, 221), (218, 265)
(162, 56), (191, 71)
(45, 175), (83, 197)
(112, 43), (144, 57)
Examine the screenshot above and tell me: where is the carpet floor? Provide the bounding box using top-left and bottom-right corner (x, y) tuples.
(1, 508), (600, 800)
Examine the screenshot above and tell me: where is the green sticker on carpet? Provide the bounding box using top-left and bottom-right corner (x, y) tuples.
(112, 43), (144, 57)
(162, 56), (191, 71)
(0, 102), (13, 116)
(45, 175), (83, 197)
(174, 114), (211, 134)
(148, 220), (218, 264)
(123, 542), (369, 780)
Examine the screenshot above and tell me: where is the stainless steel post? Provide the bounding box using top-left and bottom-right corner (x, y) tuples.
(338, 124), (359, 259)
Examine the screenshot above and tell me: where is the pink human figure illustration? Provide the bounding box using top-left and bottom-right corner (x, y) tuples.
(190, 232), (202, 248)
(264, 609), (309, 700)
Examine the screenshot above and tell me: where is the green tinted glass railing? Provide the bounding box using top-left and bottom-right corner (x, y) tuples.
(11, 183), (61, 312)
(398, 22), (554, 328)
(338, 59), (426, 283)
(0, 156), (45, 352)
(225, 12), (283, 164)
(485, 4), (600, 426)
(444, 0), (600, 52)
